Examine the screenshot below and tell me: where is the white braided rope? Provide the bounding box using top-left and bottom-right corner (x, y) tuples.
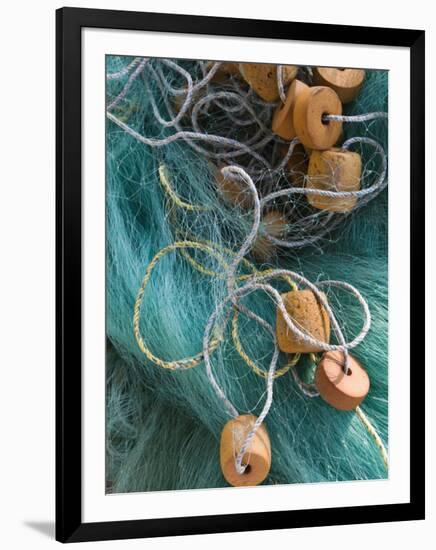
(277, 65), (287, 104)
(323, 112), (388, 123)
(106, 57), (142, 80)
(107, 58), (149, 111)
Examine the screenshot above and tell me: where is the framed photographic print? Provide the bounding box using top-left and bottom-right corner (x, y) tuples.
(56, 7), (425, 543)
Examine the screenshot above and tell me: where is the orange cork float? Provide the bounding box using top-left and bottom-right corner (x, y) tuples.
(220, 414), (271, 487)
(276, 290), (330, 353)
(293, 86), (343, 150)
(239, 63), (298, 102)
(307, 148), (362, 212)
(315, 351), (370, 410)
(272, 79), (309, 140)
(313, 67), (366, 104)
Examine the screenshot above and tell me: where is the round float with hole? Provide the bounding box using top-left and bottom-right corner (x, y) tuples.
(313, 67), (365, 103)
(293, 86), (343, 150)
(315, 350), (370, 410)
(272, 79), (309, 140)
(220, 414), (271, 486)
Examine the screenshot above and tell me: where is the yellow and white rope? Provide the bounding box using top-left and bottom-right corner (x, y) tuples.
(159, 164), (208, 212)
(133, 241), (223, 370)
(356, 405), (389, 470)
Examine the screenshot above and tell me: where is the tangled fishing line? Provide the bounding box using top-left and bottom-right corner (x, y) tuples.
(107, 58), (388, 250)
(107, 57), (389, 479)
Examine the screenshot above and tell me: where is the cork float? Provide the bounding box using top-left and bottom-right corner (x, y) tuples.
(315, 351), (370, 410)
(276, 289), (330, 353)
(313, 67), (365, 104)
(220, 414), (271, 486)
(293, 86), (343, 150)
(239, 63), (298, 102)
(272, 79), (309, 140)
(306, 148), (362, 212)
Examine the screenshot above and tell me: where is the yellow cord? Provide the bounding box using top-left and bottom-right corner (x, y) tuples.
(178, 232), (297, 287)
(159, 165), (208, 211)
(133, 241), (224, 370)
(356, 405), (389, 470)
(161, 164), (298, 287)
(133, 235), (300, 376)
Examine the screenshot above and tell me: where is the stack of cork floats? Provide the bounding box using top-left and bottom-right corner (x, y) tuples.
(270, 67), (366, 214)
(213, 64), (366, 265)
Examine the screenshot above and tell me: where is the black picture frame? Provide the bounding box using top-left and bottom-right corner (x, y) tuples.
(56, 6), (425, 543)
